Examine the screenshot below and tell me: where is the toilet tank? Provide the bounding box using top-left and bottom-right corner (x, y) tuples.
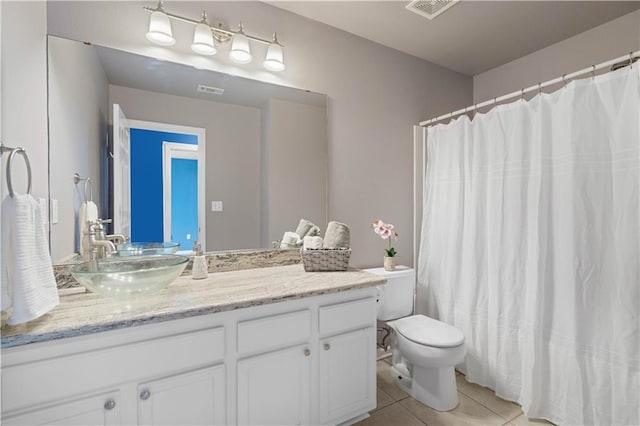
(363, 266), (415, 321)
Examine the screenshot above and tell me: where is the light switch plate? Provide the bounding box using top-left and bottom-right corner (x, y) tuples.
(211, 201), (223, 212)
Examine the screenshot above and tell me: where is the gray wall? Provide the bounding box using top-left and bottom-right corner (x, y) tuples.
(109, 85), (262, 252)
(474, 10), (640, 103)
(265, 98), (327, 245)
(48, 36), (109, 262)
(46, 1), (473, 268)
(1, 1), (48, 209)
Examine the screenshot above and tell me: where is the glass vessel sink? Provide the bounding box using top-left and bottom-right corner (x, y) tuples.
(70, 254), (189, 299)
(114, 242), (180, 256)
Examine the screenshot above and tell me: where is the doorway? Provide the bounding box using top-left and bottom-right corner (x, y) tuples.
(123, 117), (206, 252)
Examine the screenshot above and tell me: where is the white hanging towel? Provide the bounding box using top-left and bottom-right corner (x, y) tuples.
(1, 194), (59, 325)
(79, 200), (98, 256)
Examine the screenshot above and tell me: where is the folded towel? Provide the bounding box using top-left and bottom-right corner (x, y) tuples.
(280, 231), (300, 249)
(303, 236), (323, 250)
(323, 221), (351, 249)
(1, 194), (59, 325)
(79, 200), (98, 256)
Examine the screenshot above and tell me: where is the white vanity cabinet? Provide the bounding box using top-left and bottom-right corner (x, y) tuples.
(318, 299), (377, 425)
(1, 287), (378, 426)
(138, 365), (226, 425)
(2, 391), (121, 426)
(236, 310), (312, 425)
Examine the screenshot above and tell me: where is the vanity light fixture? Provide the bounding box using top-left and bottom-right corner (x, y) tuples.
(143, 1), (286, 71)
(191, 12), (217, 56)
(145, 1), (176, 46)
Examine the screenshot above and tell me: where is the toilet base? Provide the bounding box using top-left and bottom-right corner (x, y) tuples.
(391, 363), (459, 411)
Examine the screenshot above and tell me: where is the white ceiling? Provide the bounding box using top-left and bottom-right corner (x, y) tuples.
(91, 43), (326, 107)
(267, 1), (640, 76)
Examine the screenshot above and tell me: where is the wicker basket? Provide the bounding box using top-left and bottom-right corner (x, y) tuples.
(301, 248), (351, 272)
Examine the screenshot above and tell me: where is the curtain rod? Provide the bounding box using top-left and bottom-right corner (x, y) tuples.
(419, 50), (640, 127)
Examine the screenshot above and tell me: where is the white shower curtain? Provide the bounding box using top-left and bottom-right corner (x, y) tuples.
(418, 65), (639, 425)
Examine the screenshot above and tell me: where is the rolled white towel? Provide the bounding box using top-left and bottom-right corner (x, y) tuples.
(295, 219), (321, 239)
(323, 221), (351, 249)
(303, 236), (323, 250)
(280, 231), (300, 249)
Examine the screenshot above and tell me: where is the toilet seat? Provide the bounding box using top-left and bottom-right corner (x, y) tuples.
(393, 315), (464, 348)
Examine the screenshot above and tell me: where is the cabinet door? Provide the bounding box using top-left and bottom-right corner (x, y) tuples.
(237, 344), (311, 425)
(138, 365), (225, 426)
(319, 328), (376, 424)
(3, 391), (120, 426)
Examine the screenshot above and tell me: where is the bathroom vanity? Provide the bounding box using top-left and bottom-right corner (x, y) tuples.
(1, 265), (384, 425)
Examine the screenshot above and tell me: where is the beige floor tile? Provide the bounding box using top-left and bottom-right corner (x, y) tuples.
(456, 375), (523, 420)
(507, 414), (554, 425)
(375, 387), (395, 412)
(376, 360), (409, 401)
(356, 402), (425, 426)
(400, 392), (506, 426)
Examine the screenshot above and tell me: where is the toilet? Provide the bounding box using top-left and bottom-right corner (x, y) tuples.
(365, 266), (466, 411)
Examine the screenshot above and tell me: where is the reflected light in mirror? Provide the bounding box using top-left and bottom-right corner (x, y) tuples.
(191, 14), (217, 56)
(229, 26), (252, 64)
(263, 35), (285, 72)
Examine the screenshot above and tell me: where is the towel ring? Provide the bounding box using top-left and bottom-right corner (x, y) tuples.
(6, 147), (32, 198)
(84, 177), (93, 202)
(73, 172), (93, 202)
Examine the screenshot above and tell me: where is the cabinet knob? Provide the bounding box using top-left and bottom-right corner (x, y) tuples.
(304, 348), (311, 357)
(324, 343), (331, 351)
(104, 399), (116, 410)
(140, 389), (151, 400)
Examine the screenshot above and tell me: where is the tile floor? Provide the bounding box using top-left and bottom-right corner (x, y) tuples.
(356, 358), (554, 426)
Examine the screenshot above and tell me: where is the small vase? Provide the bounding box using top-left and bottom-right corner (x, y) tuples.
(384, 256), (397, 271)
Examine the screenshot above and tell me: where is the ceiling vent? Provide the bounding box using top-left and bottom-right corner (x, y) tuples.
(406, 0), (459, 20)
(197, 84), (224, 95)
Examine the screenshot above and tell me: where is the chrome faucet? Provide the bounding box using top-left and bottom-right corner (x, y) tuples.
(84, 219), (117, 260)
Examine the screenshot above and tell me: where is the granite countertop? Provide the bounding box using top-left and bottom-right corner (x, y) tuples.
(1, 264), (385, 349)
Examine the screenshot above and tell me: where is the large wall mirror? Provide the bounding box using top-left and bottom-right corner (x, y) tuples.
(48, 36), (328, 263)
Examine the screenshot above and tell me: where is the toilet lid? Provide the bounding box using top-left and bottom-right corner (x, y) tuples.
(394, 315), (464, 348)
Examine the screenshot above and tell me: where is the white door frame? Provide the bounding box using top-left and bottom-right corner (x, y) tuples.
(162, 142), (198, 248)
(127, 119), (206, 251)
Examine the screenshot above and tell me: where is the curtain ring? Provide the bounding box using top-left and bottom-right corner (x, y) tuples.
(520, 88), (525, 101)
(493, 97), (497, 107)
(538, 82), (542, 94)
(630, 52), (634, 69)
(591, 65), (596, 80)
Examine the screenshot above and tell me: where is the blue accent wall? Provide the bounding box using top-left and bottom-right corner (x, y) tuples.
(129, 129), (197, 243)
